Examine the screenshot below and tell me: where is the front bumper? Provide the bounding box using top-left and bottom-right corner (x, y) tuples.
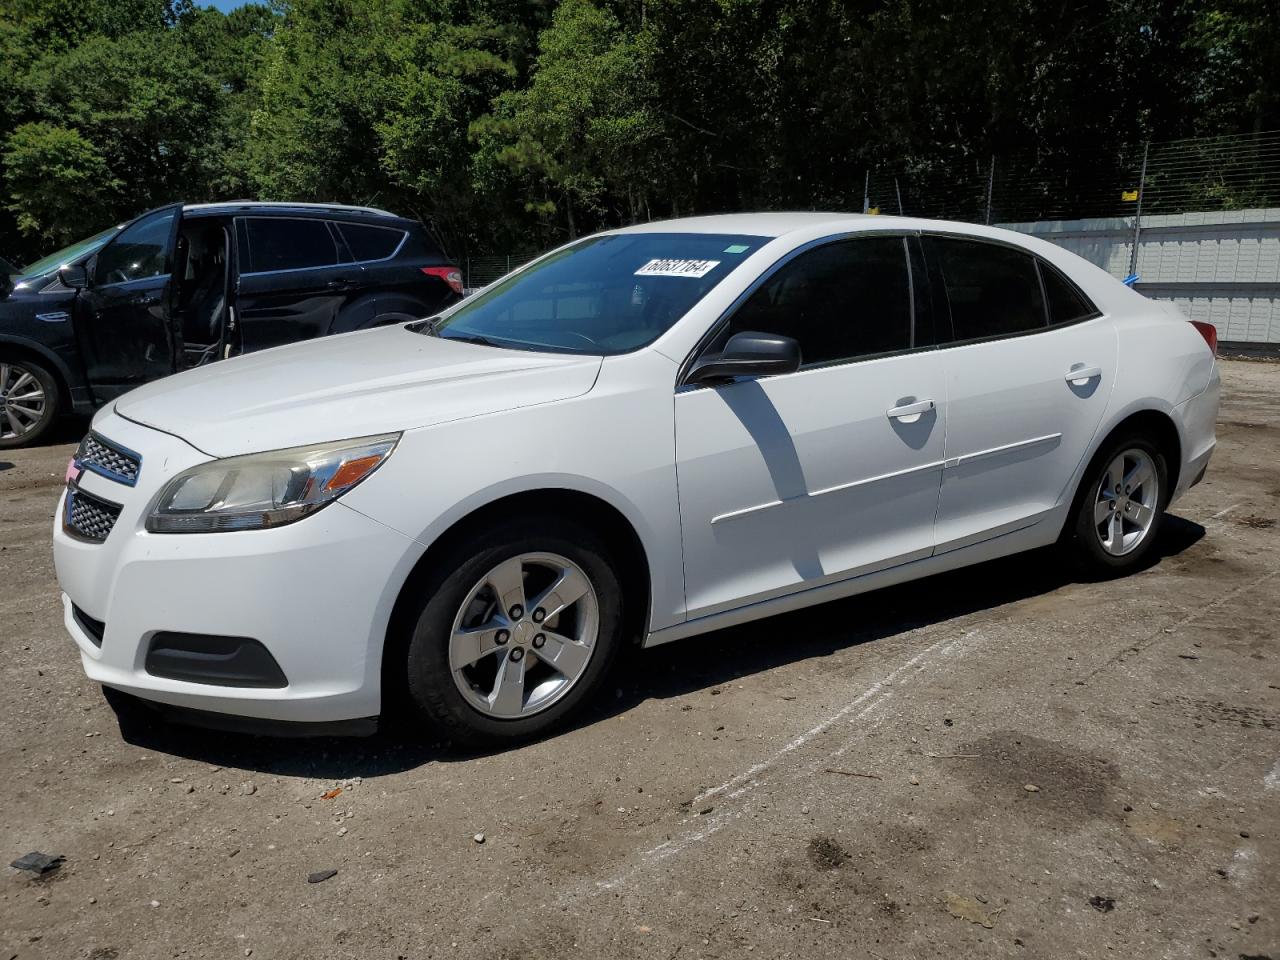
(53, 411), (422, 726)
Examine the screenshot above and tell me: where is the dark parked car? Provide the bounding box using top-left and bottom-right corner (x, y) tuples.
(0, 202), (463, 447)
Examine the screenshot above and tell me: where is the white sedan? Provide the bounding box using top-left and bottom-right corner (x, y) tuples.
(52, 213), (1220, 743)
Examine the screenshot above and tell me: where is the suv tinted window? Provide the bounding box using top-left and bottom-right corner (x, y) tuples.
(930, 237), (1045, 341)
(339, 222), (406, 261)
(95, 209), (174, 285)
(721, 236), (914, 366)
(244, 218), (338, 273)
(1040, 260), (1098, 325)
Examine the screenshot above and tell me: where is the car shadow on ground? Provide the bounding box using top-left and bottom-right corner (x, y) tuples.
(108, 515), (1206, 778)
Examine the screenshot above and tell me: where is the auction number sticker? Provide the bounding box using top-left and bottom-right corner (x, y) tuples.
(634, 258), (720, 278)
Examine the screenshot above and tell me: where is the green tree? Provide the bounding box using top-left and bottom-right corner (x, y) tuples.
(3, 121), (118, 243)
(475, 0), (660, 240)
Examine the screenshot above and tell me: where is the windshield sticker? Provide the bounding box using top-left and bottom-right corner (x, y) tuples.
(723, 244), (750, 254)
(635, 258), (721, 278)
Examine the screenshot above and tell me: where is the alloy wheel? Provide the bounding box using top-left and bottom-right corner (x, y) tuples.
(1093, 448), (1159, 556)
(448, 552), (599, 719)
(0, 362), (47, 440)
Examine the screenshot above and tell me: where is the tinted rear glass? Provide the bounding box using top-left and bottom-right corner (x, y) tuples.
(244, 218), (338, 272)
(431, 233), (767, 355)
(339, 223), (406, 261)
(931, 237), (1046, 341)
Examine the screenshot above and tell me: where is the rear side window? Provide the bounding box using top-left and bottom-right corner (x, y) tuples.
(243, 218), (338, 273)
(1040, 261), (1098, 325)
(722, 236), (914, 366)
(930, 237), (1046, 342)
(338, 222), (406, 262)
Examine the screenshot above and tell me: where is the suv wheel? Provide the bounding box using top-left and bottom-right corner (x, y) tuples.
(402, 516), (624, 745)
(0, 358), (59, 448)
(1064, 433), (1168, 574)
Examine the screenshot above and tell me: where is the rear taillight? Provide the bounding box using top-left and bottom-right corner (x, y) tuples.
(1189, 320), (1218, 357)
(422, 266), (464, 296)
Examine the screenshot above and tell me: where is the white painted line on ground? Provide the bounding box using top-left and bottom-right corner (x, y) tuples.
(1090, 566), (1280, 679)
(588, 631), (976, 896)
(690, 634), (958, 809)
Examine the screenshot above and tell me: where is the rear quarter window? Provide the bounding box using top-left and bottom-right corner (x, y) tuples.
(1040, 260), (1100, 325)
(338, 222), (407, 262)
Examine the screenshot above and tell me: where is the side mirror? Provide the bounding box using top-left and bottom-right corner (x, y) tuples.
(687, 331), (802, 385)
(59, 262), (89, 289)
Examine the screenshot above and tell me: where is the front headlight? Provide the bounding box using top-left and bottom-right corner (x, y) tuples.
(146, 434), (399, 533)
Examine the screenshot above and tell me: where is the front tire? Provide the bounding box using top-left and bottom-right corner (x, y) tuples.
(0, 358), (60, 448)
(402, 517), (625, 746)
(1064, 433), (1168, 575)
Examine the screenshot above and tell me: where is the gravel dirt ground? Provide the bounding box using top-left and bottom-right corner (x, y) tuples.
(1, 359), (1277, 960)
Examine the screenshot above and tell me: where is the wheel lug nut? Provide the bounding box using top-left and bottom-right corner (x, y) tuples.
(510, 647), (524, 662)
(509, 605), (524, 620)
(495, 629), (509, 645)
(532, 608), (546, 623)
(532, 633), (545, 648)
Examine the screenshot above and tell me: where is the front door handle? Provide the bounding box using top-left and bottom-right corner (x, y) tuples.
(129, 295), (161, 307)
(1065, 364), (1102, 384)
(326, 279), (356, 291)
(887, 398), (935, 423)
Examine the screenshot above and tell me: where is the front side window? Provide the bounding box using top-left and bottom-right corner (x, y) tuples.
(715, 236), (915, 367)
(929, 237), (1046, 342)
(429, 232), (768, 355)
(243, 218), (339, 273)
(94, 210), (175, 285)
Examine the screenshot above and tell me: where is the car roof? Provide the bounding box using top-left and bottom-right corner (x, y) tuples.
(606, 211), (1032, 241)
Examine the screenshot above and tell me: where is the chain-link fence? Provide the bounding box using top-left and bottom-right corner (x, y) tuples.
(859, 129), (1280, 225)
(461, 254), (539, 291)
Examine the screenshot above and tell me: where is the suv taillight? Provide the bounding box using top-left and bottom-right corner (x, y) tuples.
(1189, 320), (1218, 357)
(422, 266), (464, 296)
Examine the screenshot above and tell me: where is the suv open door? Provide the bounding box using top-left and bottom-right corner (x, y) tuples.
(73, 203), (182, 402)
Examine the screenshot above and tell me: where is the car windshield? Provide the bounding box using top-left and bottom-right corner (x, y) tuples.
(429, 232), (768, 354)
(18, 226), (120, 279)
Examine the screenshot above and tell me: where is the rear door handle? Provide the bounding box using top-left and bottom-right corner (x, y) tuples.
(129, 295), (161, 307)
(326, 279), (356, 291)
(1065, 364), (1102, 384)
(887, 398), (935, 422)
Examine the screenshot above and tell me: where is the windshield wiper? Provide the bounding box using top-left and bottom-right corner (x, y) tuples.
(439, 332), (503, 348)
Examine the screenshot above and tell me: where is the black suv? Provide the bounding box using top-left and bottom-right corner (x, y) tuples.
(0, 202), (463, 447)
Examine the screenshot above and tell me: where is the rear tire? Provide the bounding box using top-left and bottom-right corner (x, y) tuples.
(401, 516), (625, 746)
(0, 357), (60, 448)
(1062, 432), (1169, 575)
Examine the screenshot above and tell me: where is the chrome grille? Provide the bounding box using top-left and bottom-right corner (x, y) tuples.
(77, 432), (141, 486)
(64, 486), (122, 543)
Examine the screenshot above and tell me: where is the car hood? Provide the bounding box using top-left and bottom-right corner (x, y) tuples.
(114, 325), (603, 457)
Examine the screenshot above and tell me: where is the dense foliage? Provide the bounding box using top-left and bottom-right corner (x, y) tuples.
(1, 0), (1275, 261)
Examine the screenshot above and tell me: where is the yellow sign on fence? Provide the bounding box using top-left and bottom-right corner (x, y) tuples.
(1121, 189), (1139, 202)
